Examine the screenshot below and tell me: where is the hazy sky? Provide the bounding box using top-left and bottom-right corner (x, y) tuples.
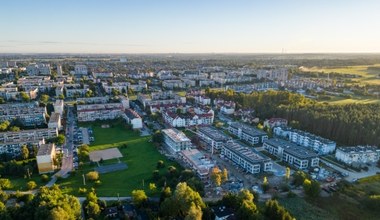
(1, 0), (380, 53)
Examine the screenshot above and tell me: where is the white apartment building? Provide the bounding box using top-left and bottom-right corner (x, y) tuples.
(36, 143), (56, 174)
(124, 109), (142, 129)
(162, 108), (214, 128)
(178, 149), (215, 180)
(74, 65), (88, 75)
(26, 63), (51, 76)
(162, 128), (192, 153)
(197, 126), (232, 152)
(273, 126), (336, 155)
(0, 102), (47, 127)
(221, 141), (273, 174)
(228, 122), (268, 145)
(54, 99), (64, 116)
(0, 128), (58, 145)
(77, 103), (125, 122)
(48, 113), (62, 130)
(335, 146), (380, 165)
(264, 138), (319, 170)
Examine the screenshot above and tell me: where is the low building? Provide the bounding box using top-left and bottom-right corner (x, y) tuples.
(228, 122), (268, 145)
(74, 64), (88, 76)
(178, 149), (214, 180)
(48, 112), (62, 130)
(162, 128), (192, 153)
(36, 143), (56, 174)
(335, 146), (380, 166)
(124, 109), (142, 129)
(264, 118), (288, 129)
(197, 126), (232, 152)
(263, 138), (319, 170)
(221, 141), (272, 174)
(162, 110), (214, 128)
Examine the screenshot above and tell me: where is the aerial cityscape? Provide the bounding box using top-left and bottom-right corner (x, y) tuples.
(0, 1), (380, 220)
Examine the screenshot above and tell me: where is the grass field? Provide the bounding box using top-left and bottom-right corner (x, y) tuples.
(58, 122), (179, 196)
(301, 64), (380, 85)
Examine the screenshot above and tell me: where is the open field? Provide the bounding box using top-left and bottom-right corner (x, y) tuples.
(301, 64), (380, 85)
(316, 94), (380, 105)
(58, 122), (179, 196)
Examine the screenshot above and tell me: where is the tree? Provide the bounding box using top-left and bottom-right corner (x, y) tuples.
(157, 160), (165, 169)
(86, 171), (99, 181)
(303, 179), (320, 198)
(185, 202), (203, 220)
(285, 167), (291, 182)
(78, 145), (90, 162)
(111, 88), (121, 96)
(55, 135), (65, 145)
(152, 130), (163, 144)
(262, 176), (269, 193)
(9, 126), (20, 132)
(149, 183), (157, 192)
(265, 199), (294, 220)
(41, 174), (49, 183)
(86, 201), (101, 218)
(85, 90), (93, 98)
(236, 200), (259, 220)
(0, 121), (10, 131)
(58, 94), (65, 100)
(0, 97), (5, 104)
(222, 168), (228, 182)
(21, 145), (29, 160)
(20, 92), (30, 102)
(40, 94), (49, 104)
(132, 190), (148, 207)
(210, 167), (222, 186)
(26, 181), (37, 190)
(0, 179), (12, 190)
(161, 182), (205, 218)
(292, 171), (308, 186)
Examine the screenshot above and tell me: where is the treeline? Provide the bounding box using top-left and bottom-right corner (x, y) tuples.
(207, 90), (380, 146)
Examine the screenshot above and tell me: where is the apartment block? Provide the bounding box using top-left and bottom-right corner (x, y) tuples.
(197, 126), (232, 151)
(0, 102), (47, 126)
(36, 143), (56, 174)
(221, 141), (273, 174)
(263, 138), (319, 170)
(335, 146), (380, 165)
(228, 122), (268, 145)
(178, 149), (215, 180)
(124, 109), (142, 129)
(162, 128), (192, 153)
(273, 126), (336, 155)
(48, 113), (62, 130)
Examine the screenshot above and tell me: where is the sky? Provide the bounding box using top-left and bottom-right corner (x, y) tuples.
(0, 0), (380, 53)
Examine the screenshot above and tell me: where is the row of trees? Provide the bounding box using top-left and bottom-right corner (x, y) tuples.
(206, 90), (380, 145)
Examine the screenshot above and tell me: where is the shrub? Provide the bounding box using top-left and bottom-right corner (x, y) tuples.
(78, 188), (87, 194)
(94, 180), (102, 186)
(86, 171), (99, 181)
(26, 181), (37, 190)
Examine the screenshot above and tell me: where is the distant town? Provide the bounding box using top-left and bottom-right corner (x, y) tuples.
(0, 54), (379, 219)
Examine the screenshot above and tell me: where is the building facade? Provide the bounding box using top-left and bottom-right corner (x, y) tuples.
(228, 122), (268, 145)
(162, 128), (192, 153)
(335, 146), (380, 165)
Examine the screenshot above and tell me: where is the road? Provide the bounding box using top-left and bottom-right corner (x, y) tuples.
(48, 106), (75, 186)
(320, 159), (380, 182)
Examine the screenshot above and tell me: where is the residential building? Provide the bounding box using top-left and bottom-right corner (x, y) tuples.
(162, 108), (214, 128)
(221, 141), (273, 174)
(162, 128), (192, 153)
(48, 113), (62, 130)
(0, 102), (47, 127)
(77, 96), (109, 104)
(263, 138), (319, 169)
(194, 95), (211, 105)
(273, 126), (336, 155)
(162, 80), (185, 89)
(36, 143), (56, 174)
(54, 99), (64, 116)
(74, 64), (88, 75)
(76, 103), (125, 122)
(57, 65), (63, 76)
(178, 149), (215, 180)
(124, 109), (142, 129)
(228, 122), (268, 145)
(92, 72), (113, 78)
(138, 91), (186, 108)
(335, 146), (380, 165)
(197, 126), (232, 152)
(26, 63), (51, 76)
(264, 118), (288, 129)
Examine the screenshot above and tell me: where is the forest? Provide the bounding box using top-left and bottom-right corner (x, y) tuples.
(207, 89), (380, 146)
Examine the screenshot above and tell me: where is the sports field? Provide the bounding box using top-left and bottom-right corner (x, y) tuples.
(58, 122), (179, 196)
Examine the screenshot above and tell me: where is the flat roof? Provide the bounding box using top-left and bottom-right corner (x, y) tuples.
(337, 146), (380, 153)
(37, 143), (54, 156)
(162, 128), (190, 143)
(265, 138), (318, 159)
(179, 149), (214, 175)
(223, 141), (270, 164)
(230, 122), (267, 137)
(198, 126), (230, 142)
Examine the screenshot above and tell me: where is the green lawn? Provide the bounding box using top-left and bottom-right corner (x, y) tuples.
(301, 64), (380, 85)
(58, 122), (179, 196)
(9, 173), (46, 191)
(318, 95), (380, 105)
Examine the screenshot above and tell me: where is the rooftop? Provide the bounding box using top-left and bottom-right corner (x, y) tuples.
(37, 143), (55, 156)
(265, 138), (318, 159)
(198, 126), (230, 142)
(337, 146), (380, 153)
(230, 122), (267, 136)
(162, 128), (191, 143)
(223, 141), (269, 164)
